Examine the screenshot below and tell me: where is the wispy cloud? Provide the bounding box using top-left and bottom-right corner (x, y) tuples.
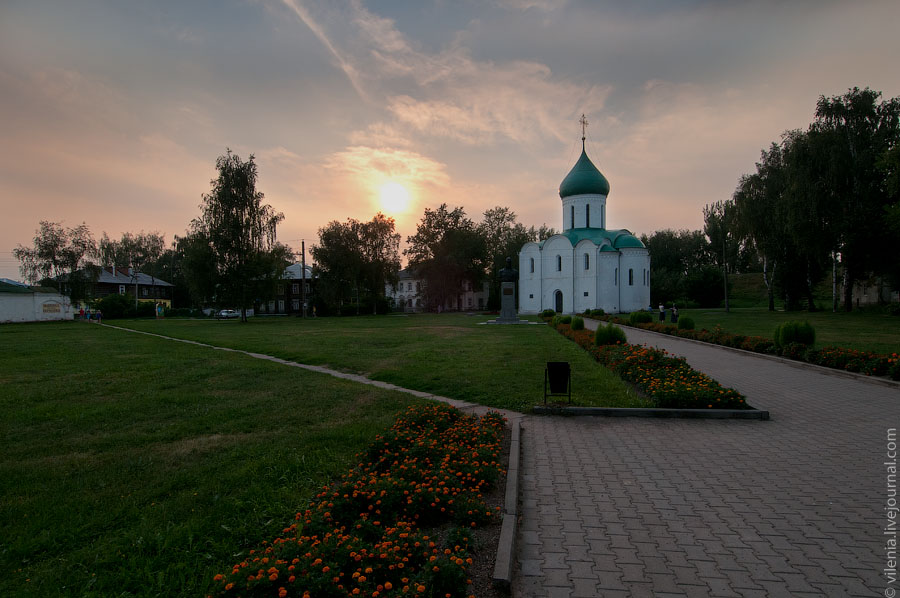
(279, 0), (609, 148)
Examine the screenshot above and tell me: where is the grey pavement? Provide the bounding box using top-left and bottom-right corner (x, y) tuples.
(514, 323), (899, 597)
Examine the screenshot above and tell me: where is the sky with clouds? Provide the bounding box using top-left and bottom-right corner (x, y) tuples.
(2, 0), (899, 281)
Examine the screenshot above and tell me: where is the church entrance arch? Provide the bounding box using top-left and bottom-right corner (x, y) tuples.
(554, 290), (563, 313)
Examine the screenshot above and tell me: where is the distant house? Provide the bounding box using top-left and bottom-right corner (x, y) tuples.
(848, 275), (899, 308)
(385, 268), (488, 312)
(90, 267), (174, 307)
(60, 267), (174, 307)
(255, 263), (315, 315)
(0, 279), (73, 323)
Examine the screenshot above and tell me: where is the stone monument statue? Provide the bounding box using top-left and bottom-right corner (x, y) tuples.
(498, 257), (518, 323)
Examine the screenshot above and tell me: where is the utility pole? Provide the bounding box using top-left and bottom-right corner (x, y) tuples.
(722, 203), (730, 313)
(301, 240), (308, 318)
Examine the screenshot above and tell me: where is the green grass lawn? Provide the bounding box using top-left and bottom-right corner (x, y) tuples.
(112, 313), (647, 411)
(1, 315), (644, 597)
(680, 307), (900, 354)
(0, 322), (424, 597)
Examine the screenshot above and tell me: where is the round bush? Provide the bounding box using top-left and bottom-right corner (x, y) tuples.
(571, 316), (584, 330)
(540, 308), (556, 319)
(677, 316), (695, 330)
(595, 323), (626, 345)
(774, 321), (816, 348)
(560, 315), (572, 325)
(629, 311), (653, 325)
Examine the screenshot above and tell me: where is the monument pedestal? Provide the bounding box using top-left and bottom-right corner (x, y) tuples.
(498, 282), (518, 323)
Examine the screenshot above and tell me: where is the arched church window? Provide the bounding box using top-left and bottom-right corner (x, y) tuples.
(557, 255), (562, 271)
(586, 204), (590, 228)
(530, 258), (534, 273)
(570, 205), (575, 228)
(584, 253), (589, 270)
(629, 269), (634, 286)
(615, 268), (618, 285)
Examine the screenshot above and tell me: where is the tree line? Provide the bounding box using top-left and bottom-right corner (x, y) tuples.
(14, 150), (292, 321)
(730, 87), (899, 311)
(311, 205), (556, 314)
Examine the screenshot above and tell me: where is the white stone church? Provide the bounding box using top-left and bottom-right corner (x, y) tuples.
(519, 138), (651, 315)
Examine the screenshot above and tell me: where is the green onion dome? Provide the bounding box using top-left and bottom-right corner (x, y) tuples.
(559, 150), (610, 198)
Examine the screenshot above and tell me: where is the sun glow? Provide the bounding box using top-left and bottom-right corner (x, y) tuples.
(378, 181), (411, 214)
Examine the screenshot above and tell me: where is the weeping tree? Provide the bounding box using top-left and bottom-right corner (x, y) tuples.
(812, 87), (900, 311)
(14, 220), (98, 305)
(186, 150), (291, 321)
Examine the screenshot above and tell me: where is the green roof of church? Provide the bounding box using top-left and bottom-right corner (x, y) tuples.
(553, 228), (645, 249)
(559, 149), (610, 198)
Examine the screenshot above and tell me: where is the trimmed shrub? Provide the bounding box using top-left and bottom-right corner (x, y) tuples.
(95, 293), (132, 319)
(570, 316), (584, 330)
(559, 315), (572, 325)
(540, 308), (556, 319)
(774, 321), (816, 348)
(629, 311), (653, 325)
(550, 315), (561, 327)
(594, 323), (626, 345)
(677, 316), (695, 330)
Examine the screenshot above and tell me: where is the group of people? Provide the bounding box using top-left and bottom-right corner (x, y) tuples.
(658, 303), (678, 323)
(78, 307), (102, 323)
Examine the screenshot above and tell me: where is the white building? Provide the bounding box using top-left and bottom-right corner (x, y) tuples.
(0, 279), (73, 323)
(519, 143), (651, 314)
(386, 268), (489, 312)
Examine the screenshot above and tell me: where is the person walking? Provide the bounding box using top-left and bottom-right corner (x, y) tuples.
(671, 304), (679, 324)
(658, 303), (665, 322)
(96, 309), (102, 324)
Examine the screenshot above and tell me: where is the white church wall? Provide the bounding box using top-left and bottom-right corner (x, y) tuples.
(518, 243), (542, 314)
(541, 236), (575, 313)
(597, 252), (620, 313)
(573, 240), (596, 313)
(618, 248), (651, 312)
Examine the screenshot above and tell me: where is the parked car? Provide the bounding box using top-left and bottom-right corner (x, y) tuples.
(216, 309), (239, 320)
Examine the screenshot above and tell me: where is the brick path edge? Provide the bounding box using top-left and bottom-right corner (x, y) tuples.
(492, 417), (521, 593)
(531, 406), (770, 419)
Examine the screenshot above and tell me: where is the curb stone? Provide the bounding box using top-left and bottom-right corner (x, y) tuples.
(531, 406), (769, 419)
(492, 417), (521, 593)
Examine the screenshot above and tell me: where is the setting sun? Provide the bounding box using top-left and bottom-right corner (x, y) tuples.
(378, 181), (411, 214)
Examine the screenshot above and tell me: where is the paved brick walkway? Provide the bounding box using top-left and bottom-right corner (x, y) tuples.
(515, 324), (899, 597)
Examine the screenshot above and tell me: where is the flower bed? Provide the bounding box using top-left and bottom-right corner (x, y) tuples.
(210, 404), (505, 598)
(590, 315), (900, 381)
(551, 321), (748, 409)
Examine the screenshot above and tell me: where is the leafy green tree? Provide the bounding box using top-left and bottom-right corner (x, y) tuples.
(640, 229), (713, 305)
(813, 87), (900, 310)
(405, 204), (486, 310)
(99, 231), (166, 307)
(312, 213), (401, 314)
(478, 207), (533, 309)
(703, 200), (735, 311)
(14, 221), (98, 304)
(186, 150), (289, 321)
